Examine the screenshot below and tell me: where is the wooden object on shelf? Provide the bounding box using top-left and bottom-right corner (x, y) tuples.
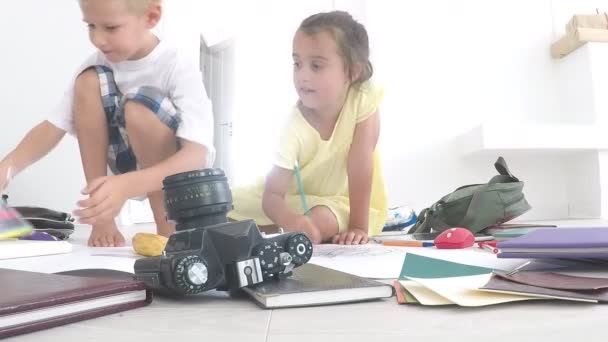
(565, 14), (608, 34)
(551, 28), (608, 59)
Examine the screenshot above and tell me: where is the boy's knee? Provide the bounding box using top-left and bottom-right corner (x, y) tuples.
(123, 100), (151, 123)
(123, 87), (179, 132)
(123, 97), (177, 136)
(123, 100), (168, 133)
(74, 69), (100, 95)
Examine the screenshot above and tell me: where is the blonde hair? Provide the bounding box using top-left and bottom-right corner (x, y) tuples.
(79, 0), (161, 15)
(299, 11), (373, 87)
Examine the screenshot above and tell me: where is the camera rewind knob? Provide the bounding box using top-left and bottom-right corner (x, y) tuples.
(174, 255), (208, 294)
(286, 233), (313, 266)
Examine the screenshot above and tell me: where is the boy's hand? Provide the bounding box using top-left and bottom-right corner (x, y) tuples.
(74, 175), (130, 225)
(332, 228), (369, 245)
(0, 163), (14, 192)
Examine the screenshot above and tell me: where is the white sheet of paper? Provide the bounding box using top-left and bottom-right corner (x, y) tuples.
(0, 240), (73, 260)
(0, 224), (149, 274)
(308, 244), (528, 279)
(0, 246), (139, 274)
(309, 244), (408, 279)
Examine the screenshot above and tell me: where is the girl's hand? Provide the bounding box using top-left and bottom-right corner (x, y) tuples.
(74, 175), (130, 225)
(332, 228), (369, 245)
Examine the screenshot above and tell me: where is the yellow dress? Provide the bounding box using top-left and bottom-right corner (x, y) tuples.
(228, 82), (388, 236)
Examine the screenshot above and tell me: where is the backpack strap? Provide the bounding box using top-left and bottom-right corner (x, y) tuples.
(407, 208), (430, 233)
(407, 202), (451, 233)
(458, 184), (489, 232)
(494, 156), (519, 182)
(460, 157), (520, 231)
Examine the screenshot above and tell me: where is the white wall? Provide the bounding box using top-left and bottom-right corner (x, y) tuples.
(363, 0), (608, 220)
(230, 0), (335, 185)
(0, 1), (91, 210)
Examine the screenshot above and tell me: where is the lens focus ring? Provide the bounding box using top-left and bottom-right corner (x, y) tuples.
(162, 168), (233, 231)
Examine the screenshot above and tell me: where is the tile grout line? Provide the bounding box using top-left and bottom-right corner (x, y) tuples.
(264, 310), (273, 342)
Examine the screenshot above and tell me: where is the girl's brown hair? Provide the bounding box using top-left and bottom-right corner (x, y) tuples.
(299, 11), (373, 87)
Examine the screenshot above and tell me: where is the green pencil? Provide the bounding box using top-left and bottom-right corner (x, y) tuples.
(294, 160), (310, 216)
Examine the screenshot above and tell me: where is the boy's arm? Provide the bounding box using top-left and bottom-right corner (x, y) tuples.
(120, 139), (209, 198)
(340, 110), (380, 244)
(262, 166), (321, 243)
(0, 120), (65, 188)
(75, 139), (209, 225)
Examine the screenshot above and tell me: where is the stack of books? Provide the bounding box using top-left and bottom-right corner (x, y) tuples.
(0, 268), (152, 339)
(497, 227), (608, 260)
(395, 228), (608, 307)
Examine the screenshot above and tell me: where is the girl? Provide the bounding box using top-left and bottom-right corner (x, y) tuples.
(229, 11), (387, 245)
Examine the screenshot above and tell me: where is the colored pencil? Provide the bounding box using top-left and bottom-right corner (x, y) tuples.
(382, 241), (435, 247)
(294, 161), (310, 216)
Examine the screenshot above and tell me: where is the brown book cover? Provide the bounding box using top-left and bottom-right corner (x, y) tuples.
(480, 272), (608, 303)
(0, 268), (152, 339)
(496, 271), (608, 291)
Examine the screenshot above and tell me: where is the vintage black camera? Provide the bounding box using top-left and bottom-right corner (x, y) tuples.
(133, 169), (313, 296)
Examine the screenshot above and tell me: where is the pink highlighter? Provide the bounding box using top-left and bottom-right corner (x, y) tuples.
(0, 205), (33, 240)
(433, 227), (475, 249)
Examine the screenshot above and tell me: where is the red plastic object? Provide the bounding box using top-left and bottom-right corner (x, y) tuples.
(434, 227), (475, 249)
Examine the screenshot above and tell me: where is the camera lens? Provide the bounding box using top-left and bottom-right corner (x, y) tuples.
(162, 168), (233, 231)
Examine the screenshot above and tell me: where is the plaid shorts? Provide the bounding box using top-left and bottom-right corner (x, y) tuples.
(90, 65), (181, 175)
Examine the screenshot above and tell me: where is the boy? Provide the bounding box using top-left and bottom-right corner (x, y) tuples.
(0, 0), (214, 247)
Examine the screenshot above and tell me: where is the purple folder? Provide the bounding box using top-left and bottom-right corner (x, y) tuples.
(497, 227), (608, 259)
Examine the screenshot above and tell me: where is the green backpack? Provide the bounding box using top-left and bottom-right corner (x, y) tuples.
(408, 157), (531, 234)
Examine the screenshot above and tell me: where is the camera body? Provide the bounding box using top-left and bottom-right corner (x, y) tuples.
(133, 169), (313, 296)
(134, 220), (313, 295)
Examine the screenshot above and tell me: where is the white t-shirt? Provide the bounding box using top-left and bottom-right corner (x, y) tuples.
(47, 39), (215, 163)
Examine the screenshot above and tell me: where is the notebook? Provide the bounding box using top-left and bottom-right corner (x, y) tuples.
(497, 227), (608, 259)
(489, 228), (542, 239)
(0, 240), (72, 260)
(0, 268), (152, 339)
(241, 263), (394, 309)
(483, 223), (557, 239)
